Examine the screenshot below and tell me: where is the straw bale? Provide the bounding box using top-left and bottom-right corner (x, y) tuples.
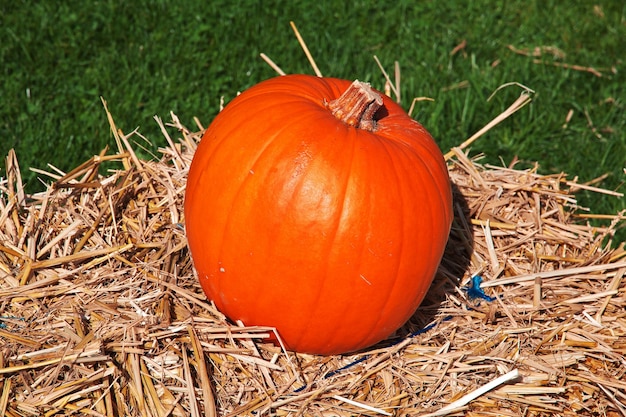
(0, 106), (624, 417)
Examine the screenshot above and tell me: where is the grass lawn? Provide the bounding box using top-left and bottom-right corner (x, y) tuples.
(1, 1), (624, 237)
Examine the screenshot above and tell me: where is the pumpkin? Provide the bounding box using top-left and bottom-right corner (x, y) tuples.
(185, 74), (453, 355)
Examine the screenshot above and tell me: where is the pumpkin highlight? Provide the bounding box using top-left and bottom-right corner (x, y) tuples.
(185, 74), (453, 355)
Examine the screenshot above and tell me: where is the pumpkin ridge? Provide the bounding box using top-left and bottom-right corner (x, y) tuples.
(362, 140), (408, 341)
(212, 110), (295, 259)
(200, 102), (318, 318)
(381, 122), (451, 210)
(289, 125), (362, 352)
(404, 145), (451, 303)
(216, 111), (328, 319)
(239, 112), (349, 333)
(371, 127), (452, 239)
(395, 135), (453, 245)
(366, 138), (449, 342)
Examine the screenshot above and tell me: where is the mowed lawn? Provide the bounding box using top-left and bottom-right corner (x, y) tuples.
(1, 1), (624, 237)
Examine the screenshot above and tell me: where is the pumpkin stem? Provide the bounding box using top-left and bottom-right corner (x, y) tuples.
(327, 80), (383, 131)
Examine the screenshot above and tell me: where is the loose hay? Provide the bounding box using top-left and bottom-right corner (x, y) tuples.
(1, 103), (625, 417)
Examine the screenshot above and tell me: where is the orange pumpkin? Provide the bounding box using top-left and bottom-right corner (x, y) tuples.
(185, 74), (452, 355)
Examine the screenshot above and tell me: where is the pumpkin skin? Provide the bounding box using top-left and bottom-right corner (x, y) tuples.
(185, 74), (453, 355)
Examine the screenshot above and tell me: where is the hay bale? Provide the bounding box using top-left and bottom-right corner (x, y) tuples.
(0, 104), (624, 417)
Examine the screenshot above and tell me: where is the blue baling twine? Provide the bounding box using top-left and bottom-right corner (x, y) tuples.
(322, 355), (370, 379)
(293, 315), (454, 392)
(463, 275), (496, 302)
(0, 316), (25, 329)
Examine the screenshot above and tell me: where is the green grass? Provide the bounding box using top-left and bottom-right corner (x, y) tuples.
(1, 0), (625, 239)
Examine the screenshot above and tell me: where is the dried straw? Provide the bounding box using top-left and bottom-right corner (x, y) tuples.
(1, 55), (625, 417)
